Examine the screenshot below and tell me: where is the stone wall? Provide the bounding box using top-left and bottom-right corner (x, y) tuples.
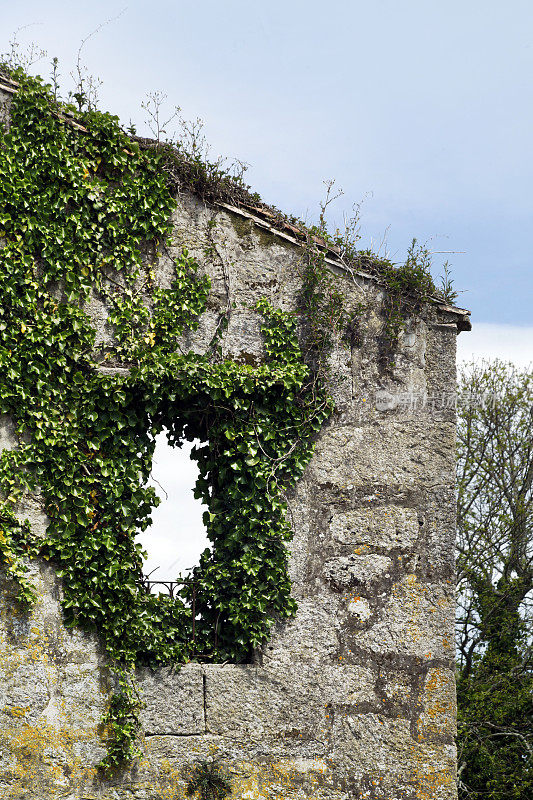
(0, 81), (467, 799)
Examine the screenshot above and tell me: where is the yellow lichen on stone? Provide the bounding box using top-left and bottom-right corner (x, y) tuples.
(0, 723), (99, 799)
(226, 758), (335, 800)
(417, 667), (457, 740)
(5, 707), (29, 719)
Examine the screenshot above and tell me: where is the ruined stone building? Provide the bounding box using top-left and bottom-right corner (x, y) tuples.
(0, 71), (470, 799)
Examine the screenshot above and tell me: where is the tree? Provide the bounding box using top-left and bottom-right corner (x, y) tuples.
(456, 360), (533, 799)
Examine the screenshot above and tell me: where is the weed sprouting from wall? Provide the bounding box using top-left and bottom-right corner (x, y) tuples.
(184, 758), (233, 800)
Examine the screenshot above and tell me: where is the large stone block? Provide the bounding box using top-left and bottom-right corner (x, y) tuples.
(331, 712), (458, 800)
(348, 574), (455, 661)
(263, 595), (343, 665)
(204, 663), (376, 740)
(309, 418), (456, 490)
(416, 667), (457, 740)
(137, 663), (205, 735)
(323, 554), (393, 590)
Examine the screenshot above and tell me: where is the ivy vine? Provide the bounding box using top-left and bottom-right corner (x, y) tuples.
(0, 63), (452, 771)
(0, 71), (333, 768)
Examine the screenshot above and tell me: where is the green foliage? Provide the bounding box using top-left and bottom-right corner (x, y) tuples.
(151, 139), (261, 208)
(99, 668), (143, 773)
(348, 239), (438, 368)
(457, 600), (533, 799)
(377, 239), (436, 366)
(0, 507), (38, 607)
(184, 759), (232, 799)
(0, 71), (333, 766)
(456, 362), (533, 799)
(299, 240), (345, 376)
(298, 219), (442, 370)
(439, 260), (459, 304)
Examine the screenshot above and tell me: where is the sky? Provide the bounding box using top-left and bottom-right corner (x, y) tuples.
(2, 2), (531, 580)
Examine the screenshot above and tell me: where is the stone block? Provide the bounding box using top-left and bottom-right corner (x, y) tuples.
(58, 664), (106, 728)
(350, 574), (455, 660)
(0, 661), (49, 723)
(323, 554), (393, 589)
(137, 663), (205, 735)
(0, 414), (16, 452)
(377, 669), (414, 714)
(321, 664), (377, 705)
(263, 595), (342, 665)
(204, 663), (314, 738)
(204, 662), (376, 739)
(329, 505), (420, 550)
(331, 712), (458, 800)
(416, 667), (457, 740)
(310, 419), (456, 489)
(14, 494), (50, 540)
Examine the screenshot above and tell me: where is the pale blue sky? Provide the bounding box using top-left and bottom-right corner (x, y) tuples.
(3, 2), (532, 579)
(3, 0), (532, 325)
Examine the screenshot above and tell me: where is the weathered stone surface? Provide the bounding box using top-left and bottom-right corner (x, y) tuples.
(329, 505), (420, 550)
(0, 88), (11, 132)
(347, 595), (373, 622)
(137, 663), (205, 735)
(377, 669), (415, 716)
(204, 663), (376, 739)
(310, 418), (455, 490)
(13, 493), (50, 540)
(0, 414), (16, 451)
(323, 554), (393, 589)
(0, 565), (108, 798)
(417, 667), (457, 740)
(350, 574), (455, 661)
(262, 595), (343, 666)
(330, 713), (457, 800)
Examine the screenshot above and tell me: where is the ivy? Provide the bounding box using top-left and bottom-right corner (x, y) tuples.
(0, 508), (37, 608)
(298, 224), (440, 373)
(99, 668), (144, 774)
(0, 70), (333, 767)
(0, 65), (444, 771)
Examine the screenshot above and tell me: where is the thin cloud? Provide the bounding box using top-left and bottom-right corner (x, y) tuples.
(457, 323), (533, 369)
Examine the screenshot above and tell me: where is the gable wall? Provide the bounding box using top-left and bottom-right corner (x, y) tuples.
(0, 84), (459, 800)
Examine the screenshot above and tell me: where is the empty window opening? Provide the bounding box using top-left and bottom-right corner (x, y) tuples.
(136, 432), (210, 594)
